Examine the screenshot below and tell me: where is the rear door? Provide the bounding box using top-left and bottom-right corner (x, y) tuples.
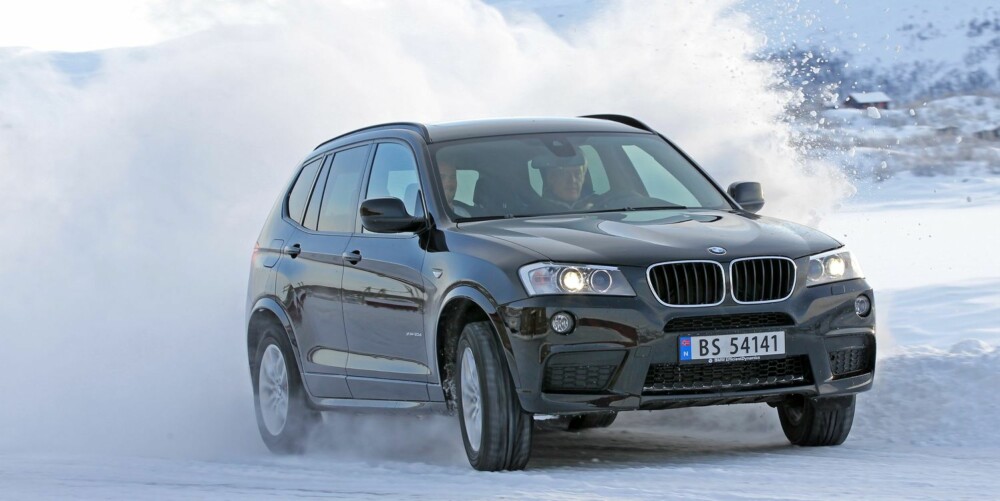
(343, 141), (431, 401)
(275, 144), (371, 398)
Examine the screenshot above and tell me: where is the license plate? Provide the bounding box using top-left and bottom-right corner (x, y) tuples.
(679, 331), (785, 363)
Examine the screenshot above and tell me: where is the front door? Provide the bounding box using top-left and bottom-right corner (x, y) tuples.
(343, 141), (430, 400)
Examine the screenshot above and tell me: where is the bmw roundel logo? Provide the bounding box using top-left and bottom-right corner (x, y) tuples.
(708, 246), (727, 255)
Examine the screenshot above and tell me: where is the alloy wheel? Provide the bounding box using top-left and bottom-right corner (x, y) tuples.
(259, 344), (290, 436)
(461, 346), (483, 452)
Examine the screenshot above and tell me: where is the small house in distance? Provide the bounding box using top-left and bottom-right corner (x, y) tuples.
(973, 126), (1000, 141)
(936, 126), (961, 137)
(844, 92), (892, 110)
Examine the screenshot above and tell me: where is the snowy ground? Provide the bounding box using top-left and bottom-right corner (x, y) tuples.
(3, 427), (997, 500)
(1, 171), (997, 500)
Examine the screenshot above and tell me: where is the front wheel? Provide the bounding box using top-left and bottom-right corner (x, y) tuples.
(778, 395), (856, 446)
(456, 321), (532, 471)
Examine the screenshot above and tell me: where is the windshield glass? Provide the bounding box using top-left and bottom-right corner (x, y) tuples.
(430, 133), (730, 220)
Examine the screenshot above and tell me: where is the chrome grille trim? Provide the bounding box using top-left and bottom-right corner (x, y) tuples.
(729, 256), (797, 304)
(646, 260), (726, 308)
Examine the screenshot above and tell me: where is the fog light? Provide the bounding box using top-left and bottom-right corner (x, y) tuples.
(854, 295), (872, 317)
(551, 311), (575, 334)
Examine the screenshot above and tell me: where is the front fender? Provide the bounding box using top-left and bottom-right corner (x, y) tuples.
(439, 284), (523, 389)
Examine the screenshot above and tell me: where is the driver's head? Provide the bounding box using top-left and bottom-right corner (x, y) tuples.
(535, 151), (588, 203)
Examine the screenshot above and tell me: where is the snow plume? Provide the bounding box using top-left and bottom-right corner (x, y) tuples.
(0, 0), (848, 459)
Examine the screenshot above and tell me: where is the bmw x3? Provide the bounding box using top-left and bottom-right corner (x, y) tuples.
(245, 115), (876, 471)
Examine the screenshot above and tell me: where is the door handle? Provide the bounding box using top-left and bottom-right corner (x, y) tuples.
(283, 243), (301, 258)
(342, 250), (362, 265)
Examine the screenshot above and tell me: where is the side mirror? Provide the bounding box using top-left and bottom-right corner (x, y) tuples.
(360, 198), (425, 233)
(728, 182), (764, 213)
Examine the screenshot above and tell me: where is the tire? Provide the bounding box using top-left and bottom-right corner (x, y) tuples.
(778, 395), (856, 446)
(566, 411), (618, 431)
(251, 327), (321, 454)
(456, 321), (533, 471)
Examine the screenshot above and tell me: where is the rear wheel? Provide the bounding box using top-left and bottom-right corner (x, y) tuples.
(252, 327), (320, 453)
(456, 321), (532, 471)
(778, 395), (856, 446)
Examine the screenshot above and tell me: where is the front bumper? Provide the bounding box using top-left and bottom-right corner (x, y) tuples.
(496, 277), (876, 414)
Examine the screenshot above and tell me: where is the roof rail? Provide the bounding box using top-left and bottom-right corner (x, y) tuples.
(579, 114), (656, 133)
(314, 122), (430, 150)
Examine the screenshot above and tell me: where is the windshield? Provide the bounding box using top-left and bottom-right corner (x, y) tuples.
(430, 133), (731, 220)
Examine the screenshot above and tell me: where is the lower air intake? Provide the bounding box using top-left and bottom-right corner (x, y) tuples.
(830, 347), (872, 379)
(542, 350), (624, 393)
(543, 364), (617, 393)
(644, 356), (811, 394)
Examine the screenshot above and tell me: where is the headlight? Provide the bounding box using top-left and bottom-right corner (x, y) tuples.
(806, 248), (864, 286)
(519, 262), (636, 296)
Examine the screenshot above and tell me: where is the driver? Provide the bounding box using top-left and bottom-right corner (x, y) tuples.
(533, 149), (593, 211)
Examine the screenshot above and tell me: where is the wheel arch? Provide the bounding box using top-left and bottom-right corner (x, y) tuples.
(247, 297), (304, 374)
(435, 286), (522, 405)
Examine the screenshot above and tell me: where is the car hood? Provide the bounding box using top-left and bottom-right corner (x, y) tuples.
(456, 210), (841, 267)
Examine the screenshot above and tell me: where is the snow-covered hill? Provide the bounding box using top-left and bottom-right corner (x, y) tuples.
(798, 95), (1000, 180)
(747, 0), (999, 99)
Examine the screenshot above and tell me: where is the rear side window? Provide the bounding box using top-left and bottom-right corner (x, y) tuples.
(302, 162), (330, 230)
(287, 157), (323, 224)
(317, 145), (370, 233)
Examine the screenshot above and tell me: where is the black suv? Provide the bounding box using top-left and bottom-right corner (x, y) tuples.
(246, 115), (875, 471)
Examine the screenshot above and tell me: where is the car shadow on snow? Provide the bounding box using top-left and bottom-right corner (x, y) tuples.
(295, 403), (808, 470)
(528, 409), (794, 470)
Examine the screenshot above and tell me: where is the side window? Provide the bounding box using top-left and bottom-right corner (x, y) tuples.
(528, 165), (543, 195)
(287, 157), (323, 224)
(302, 162), (330, 230)
(623, 145), (700, 207)
(580, 145), (609, 195)
(365, 143), (420, 216)
(317, 145), (370, 233)
(455, 170), (479, 206)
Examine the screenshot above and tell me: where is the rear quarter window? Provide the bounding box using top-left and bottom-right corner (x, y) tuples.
(287, 157), (323, 223)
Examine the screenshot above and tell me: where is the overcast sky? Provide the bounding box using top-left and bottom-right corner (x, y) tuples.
(0, 0), (286, 51)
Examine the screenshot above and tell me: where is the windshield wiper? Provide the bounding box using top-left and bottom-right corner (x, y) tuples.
(627, 205), (689, 211)
(455, 215), (511, 222)
(582, 205), (688, 214)
(457, 205), (689, 222)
